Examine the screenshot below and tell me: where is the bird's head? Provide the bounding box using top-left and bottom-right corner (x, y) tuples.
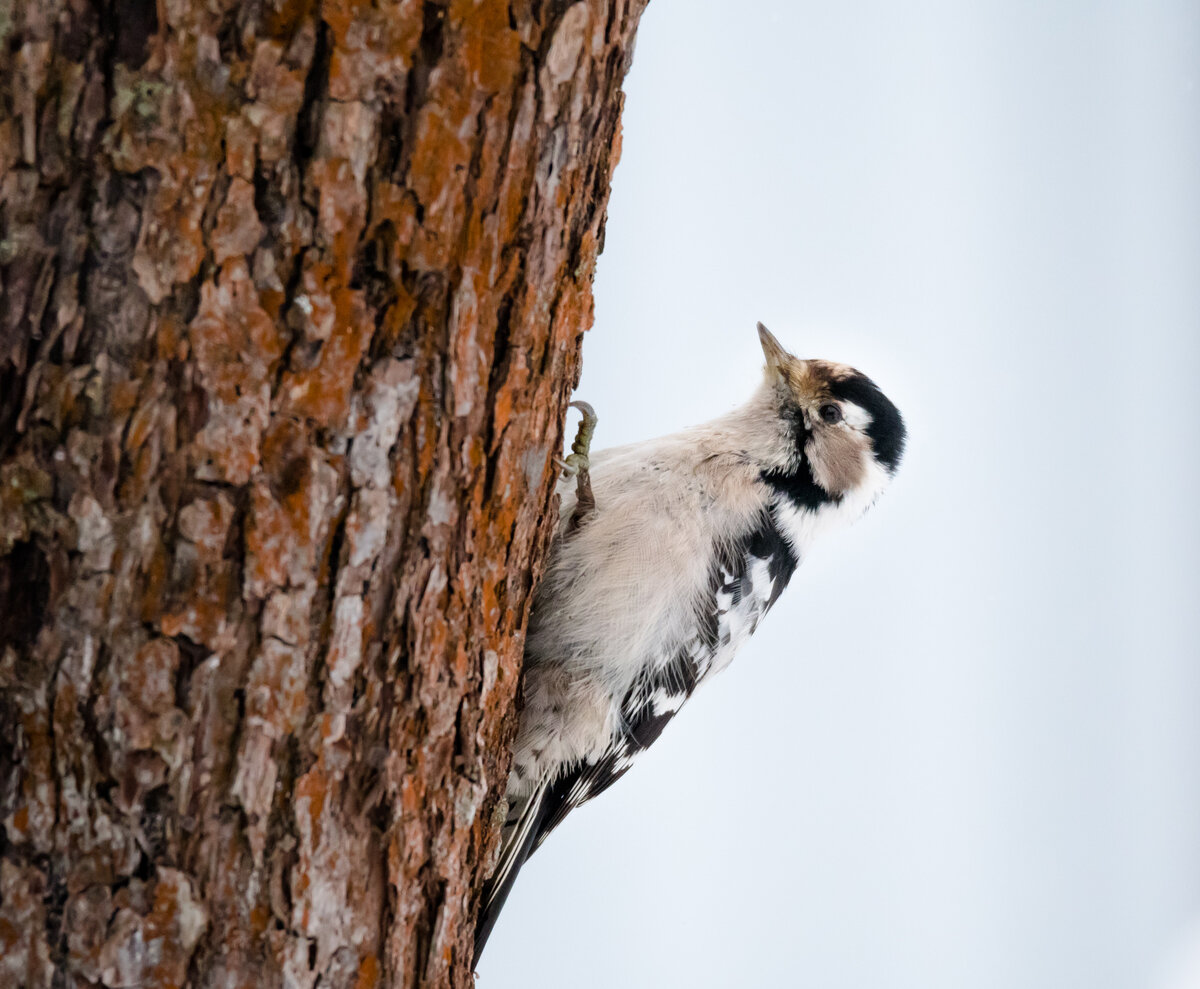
(755, 322), (906, 515)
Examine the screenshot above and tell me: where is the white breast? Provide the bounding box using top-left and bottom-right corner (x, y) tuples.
(514, 432), (770, 780)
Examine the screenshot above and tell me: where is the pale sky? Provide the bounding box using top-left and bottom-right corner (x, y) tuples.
(483, 3), (1200, 987)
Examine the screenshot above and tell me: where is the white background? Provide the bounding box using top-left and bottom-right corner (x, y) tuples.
(484, 2), (1200, 987)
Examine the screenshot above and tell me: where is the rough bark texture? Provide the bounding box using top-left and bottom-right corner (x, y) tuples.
(0, 0), (646, 986)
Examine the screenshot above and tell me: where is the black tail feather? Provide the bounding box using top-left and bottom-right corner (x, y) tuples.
(473, 763), (603, 964)
(473, 782), (551, 964)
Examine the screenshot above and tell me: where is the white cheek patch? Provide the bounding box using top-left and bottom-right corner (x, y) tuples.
(839, 401), (873, 430)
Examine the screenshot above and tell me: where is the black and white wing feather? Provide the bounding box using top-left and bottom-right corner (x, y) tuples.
(474, 508), (797, 961)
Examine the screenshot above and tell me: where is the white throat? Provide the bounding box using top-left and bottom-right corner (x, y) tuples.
(772, 456), (892, 558)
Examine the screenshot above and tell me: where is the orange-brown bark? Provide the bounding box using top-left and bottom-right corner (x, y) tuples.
(0, 1), (646, 986)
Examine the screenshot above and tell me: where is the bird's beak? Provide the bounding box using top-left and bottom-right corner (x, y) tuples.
(757, 322), (808, 389)
(757, 322), (815, 398)
(757, 322), (790, 372)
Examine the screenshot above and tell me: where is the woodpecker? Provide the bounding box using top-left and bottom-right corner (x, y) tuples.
(475, 323), (906, 960)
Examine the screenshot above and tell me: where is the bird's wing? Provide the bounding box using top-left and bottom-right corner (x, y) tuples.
(474, 645), (697, 961)
(699, 505), (799, 680)
(532, 504), (803, 850)
(475, 507), (798, 961)
(540, 501), (801, 835)
(535, 661), (692, 844)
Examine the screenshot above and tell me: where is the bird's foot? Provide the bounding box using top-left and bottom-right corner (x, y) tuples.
(556, 401), (596, 475)
(562, 400), (596, 530)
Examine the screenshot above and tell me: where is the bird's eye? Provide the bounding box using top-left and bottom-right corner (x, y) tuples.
(819, 403), (842, 424)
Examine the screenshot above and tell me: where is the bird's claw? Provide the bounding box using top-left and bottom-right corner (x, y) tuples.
(562, 400), (597, 530)
(565, 400), (596, 471)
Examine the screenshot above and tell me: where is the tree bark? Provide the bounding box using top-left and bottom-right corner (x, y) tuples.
(0, 0), (646, 985)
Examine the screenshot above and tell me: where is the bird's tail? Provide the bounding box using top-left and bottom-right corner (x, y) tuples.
(473, 779), (551, 964)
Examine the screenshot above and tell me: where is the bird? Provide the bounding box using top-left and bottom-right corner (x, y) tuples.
(474, 323), (906, 960)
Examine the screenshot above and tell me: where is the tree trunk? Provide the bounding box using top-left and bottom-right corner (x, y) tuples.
(0, 0), (646, 985)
